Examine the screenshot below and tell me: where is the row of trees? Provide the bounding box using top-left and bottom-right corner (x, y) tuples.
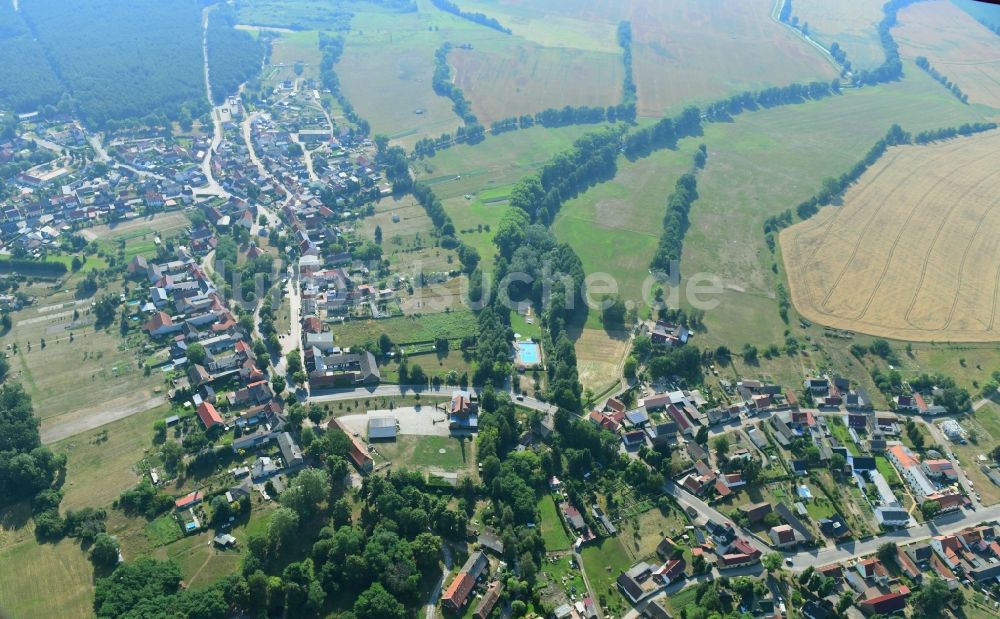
(379, 144), (481, 273)
(703, 79), (840, 122)
(854, 0), (919, 85)
(508, 125), (625, 224)
(622, 105), (701, 159)
(617, 21), (637, 114)
(410, 122), (486, 157)
(649, 146), (706, 275)
(915, 56), (968, 103)
(430, 0), (511, 34)
(318, 33), (371, 135)
(913, 122), (997, 144)
(433, 43), (479, 125)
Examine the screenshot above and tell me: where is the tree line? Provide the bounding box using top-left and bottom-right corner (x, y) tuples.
(703, 79), (840, 123)
(761, 121), (999, 254)
(915, 56), (968, 103)
(207, 7), (267, 105)
(430, 0), (511, 34)
(649, 145), (706, 276)
(617, 21), (638, 116)
(913, 122), (997, 144)
(318, 33), (371, 135)
(854, 0), (920, 85)
(433, 43), (479, 126)
(508, 125), (626, 225)
(379, 143), (481, 273)
(622, 105), (701, 159)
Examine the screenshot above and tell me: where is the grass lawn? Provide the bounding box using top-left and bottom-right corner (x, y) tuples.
(538, 495), (572, 551)
(3, 278), (167, 432)
(828, 417), (859, 456)
(0, 535), (94, 619)
(329, 310), (477, 347)
(53, 402), (172, 511)
(146, 514), (184, 547)
(375, 435), (473, 472)
(875, 456), (902, 486)
(580, 537), (633, 616)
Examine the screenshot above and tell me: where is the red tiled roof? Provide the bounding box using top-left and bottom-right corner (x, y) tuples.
(197, 401), (223, 428)
(442, 573), (475, 610)
(175, 490), (203, 508)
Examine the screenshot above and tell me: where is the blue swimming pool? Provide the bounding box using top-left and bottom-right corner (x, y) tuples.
(518, 341), (541, 365)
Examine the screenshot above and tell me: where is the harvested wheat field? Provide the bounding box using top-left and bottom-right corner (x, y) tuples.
(895, 0), (1000, 107)
(781, 130), (1000, 342)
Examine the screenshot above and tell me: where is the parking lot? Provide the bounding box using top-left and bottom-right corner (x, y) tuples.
(336, 405), (451, 438)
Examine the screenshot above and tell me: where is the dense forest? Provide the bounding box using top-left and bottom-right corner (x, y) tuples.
(20, 0), (207, 128)
(0, 2), (63, 112)
(207, 8), (267, 105)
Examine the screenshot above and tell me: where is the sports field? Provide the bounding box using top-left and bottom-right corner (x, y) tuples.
(895, 0), (1000, 107)
(793, 0), (886, 70)
(781, 130), (1000, 342)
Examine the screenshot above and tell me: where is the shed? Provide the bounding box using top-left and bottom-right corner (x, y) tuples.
(368, 415), (397, 440)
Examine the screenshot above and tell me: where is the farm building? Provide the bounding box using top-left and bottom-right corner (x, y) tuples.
(368, 415), (397, 440)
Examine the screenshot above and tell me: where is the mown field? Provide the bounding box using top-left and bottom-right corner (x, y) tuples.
(782, 130), (1000, 342)
(678, 60), (988, 350)
(460, 0), (837, 118)
(450, 41), (622, 125)
(552, 142), (700, 325)
(1, 277), (165, 435)
(337, 3), (510, 148)
(793, 0), (886, 70)
(414, 123), (603, 272)
(895, 0), (1000, 107)
(263, 30), (322, 87)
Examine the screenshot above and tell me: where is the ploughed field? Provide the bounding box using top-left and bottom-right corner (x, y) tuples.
(780, 130), (1000, 342)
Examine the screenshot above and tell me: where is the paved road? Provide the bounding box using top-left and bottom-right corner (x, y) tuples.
(198, 6), (229, 199)
(789, 503), (1000, 570)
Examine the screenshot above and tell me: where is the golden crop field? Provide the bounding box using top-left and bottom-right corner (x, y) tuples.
(781, 130), (1000, 342)
(895, 0), (1000, 107)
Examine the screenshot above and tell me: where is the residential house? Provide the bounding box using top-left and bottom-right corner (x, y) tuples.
(175, 490), (203, 510)
(769, 524), (797, 548)
(740, 502), (773, 524)
(856, 558), (890, 587)
(277, 432), (304, 468)
(196, 401), (223, 430)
